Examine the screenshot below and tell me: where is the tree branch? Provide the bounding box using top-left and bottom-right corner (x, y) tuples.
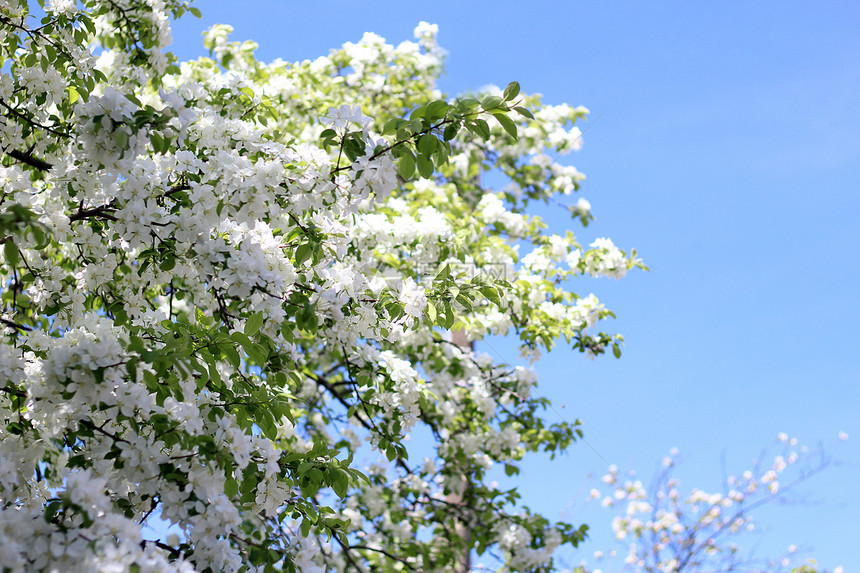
(0, 317), (30, 332)
(349, 545), (417, 571)
(69, 204), (118, 222)
(6, 149), (53, 171)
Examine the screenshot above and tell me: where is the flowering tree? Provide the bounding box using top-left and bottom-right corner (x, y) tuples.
(0, 1), (643, 571)
(576, 434), (847, 573)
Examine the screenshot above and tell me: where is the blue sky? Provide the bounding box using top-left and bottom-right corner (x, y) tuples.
(172, 2), (860, 569)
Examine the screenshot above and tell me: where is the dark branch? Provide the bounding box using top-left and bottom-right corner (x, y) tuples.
(0, 317), (30, 332)
(0, 97), (70, 139)
(69, 204), (118, 222)
(349, 545), (417, 571)
(79, 419), (130, 444)
(6, 149), (53, 171)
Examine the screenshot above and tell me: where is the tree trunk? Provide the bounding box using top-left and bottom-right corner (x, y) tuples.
(448, 328), (473, 573)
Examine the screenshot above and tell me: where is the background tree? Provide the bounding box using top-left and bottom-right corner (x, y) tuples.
(573, 434), (847, 573)
(0, 1), (642, 571)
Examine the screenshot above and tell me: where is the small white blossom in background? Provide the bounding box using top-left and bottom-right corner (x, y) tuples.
(322, 104), (371, 131)
(45, 0), (77, 15)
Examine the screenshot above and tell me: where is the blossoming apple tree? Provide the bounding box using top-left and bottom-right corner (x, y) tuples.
(0, 1), (643, 571)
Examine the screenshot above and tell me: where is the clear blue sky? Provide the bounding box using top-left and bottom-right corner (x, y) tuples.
(172, 2), (859, 569)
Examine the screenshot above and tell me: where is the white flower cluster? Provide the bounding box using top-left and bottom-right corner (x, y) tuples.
(487, 519), (564, 571)
(0, 3), (638, 571)
(587, 237), (632, 279)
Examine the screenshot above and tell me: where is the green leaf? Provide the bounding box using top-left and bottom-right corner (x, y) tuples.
(494, 113), (518, 140)
(258, 412), (277, 440)
(443, 123), (459, 141)
(425, 100), (450, 122)
(44, 500), (62, 523)
(246, 342), (269, 365)
(514, 106), (535, 120)
(114, 129), (129, 149)
(386, 301), (403, 320)
(435, 263), (450, 281)
(150, 131), (163, 153)
(503, 81), (521, 101)
(433, 140), (450, 167)
(297, 304), (318, 332)
(7, 421), (25, 435)
(613, 343), (622, 359)
(295, 243), (313, 266)
(382, 118), (405, 135)
(396, 128), (412, 144)
(457, 97), (480, 112)
(31, 224), (50, 250)
(245, 312), (264, 336)
(159, 254), (175, 271)
(240, 468), (259, 503)
(230, 329), (252, 348)
(481, 95), (504, 111)
(225, 476), (239, 498)
(330, 468), (349, 498)
(416, 154), (434, 179)
(425, 300), (437, 323)
(480, 286), (502, 307)
(456, 293), (472, 310)
(441, 303), (455, 329)
(223, 345), (241, 370)
(417, 133), (437, 156)
(81, 16), (96, 36)
(4, 241), (19, 268)
(397, 153), (415, 180)
(469, 119), (491, 140)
